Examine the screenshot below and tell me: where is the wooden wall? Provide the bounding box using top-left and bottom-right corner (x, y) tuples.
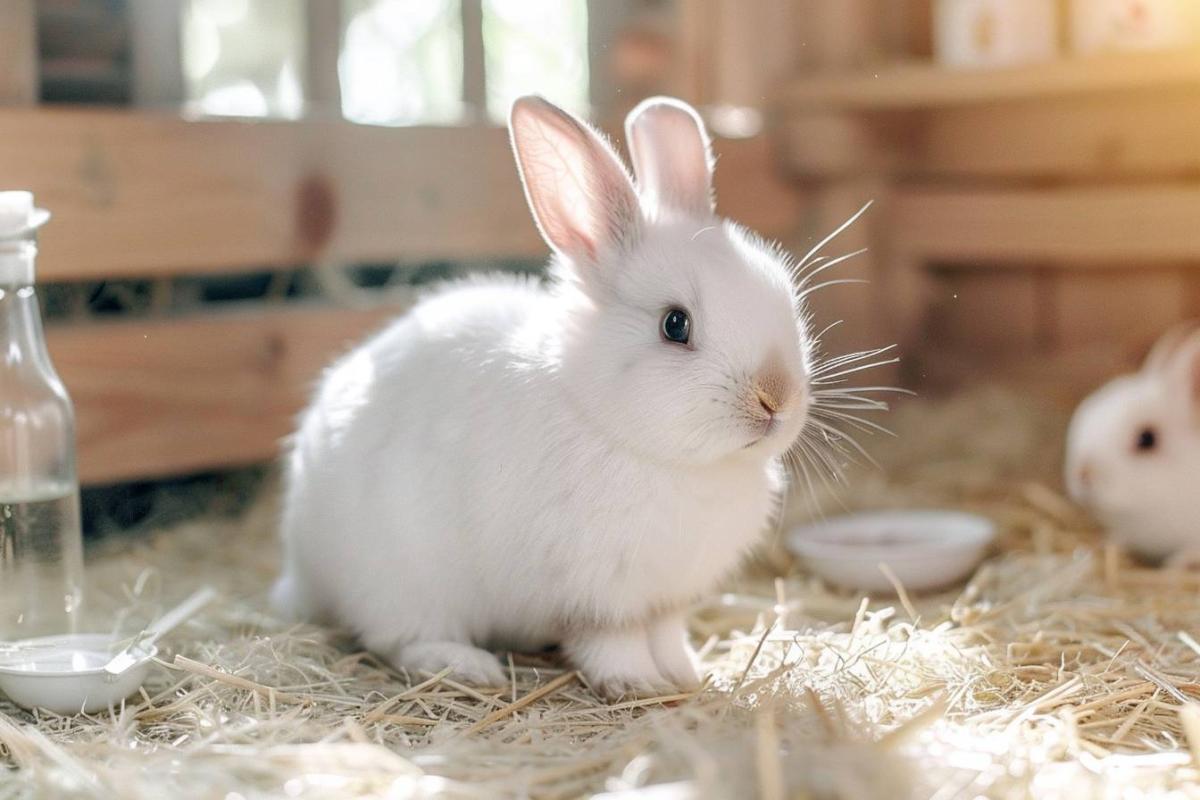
(780, 2), (1200, 395)
(0, 1), (811, 483)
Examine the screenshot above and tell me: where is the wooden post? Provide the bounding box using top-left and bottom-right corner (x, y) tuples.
(461, 0), (486, 121)
(711, 0), (799, 110)
(799, 0), (879, 71)
(128, 0), (185, 108)
(305, 0), (343, 118)
(789, 1), (899, 376)
(0, 0), (38, 105)
(885, 245), (933, 385)
(674, 0), (800, 111)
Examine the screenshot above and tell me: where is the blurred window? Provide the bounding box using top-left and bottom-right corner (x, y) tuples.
(481, 0), (590, 123)
(182, 0), (306, 118)
(340, 0), (466, 125)
(181, 0), (589, 125)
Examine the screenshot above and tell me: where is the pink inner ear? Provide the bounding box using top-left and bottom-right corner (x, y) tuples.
(627, 101), (714, 217)
(510, 98), (638, 263)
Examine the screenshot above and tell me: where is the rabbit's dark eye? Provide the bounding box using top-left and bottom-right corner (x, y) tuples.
(661, 308), (690, 345)
(1135, 426), (1158, 453)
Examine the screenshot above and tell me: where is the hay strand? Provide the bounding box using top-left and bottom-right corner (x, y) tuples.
(460, 671), (579, 736)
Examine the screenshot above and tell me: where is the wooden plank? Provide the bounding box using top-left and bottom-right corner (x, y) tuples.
(0, 110), (541, 281)
(1054, 270), (1188, 349)
(928, 269), (1040, 352)
(920, 89), (1200, 179)
(783, 111), (914, 177)
(0, 108), (803, 282)
(892, 186), (1200, 263)
(782, 50), (1200, 111)
(50, 305), (400, 484)
(0, 1), (39, 105)
(783, 90), (1200, 180)
(915, 341), (1146, 402)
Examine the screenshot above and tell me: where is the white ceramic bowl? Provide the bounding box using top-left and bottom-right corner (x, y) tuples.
(0, 633), (156, 714)
(788, 510), (996, 593)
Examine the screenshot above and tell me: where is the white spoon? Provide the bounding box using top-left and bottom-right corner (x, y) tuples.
(103, 586), (217, 678)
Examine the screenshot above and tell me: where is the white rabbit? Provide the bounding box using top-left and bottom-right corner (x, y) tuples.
(1065, 324), (1200, 565)
(272, 95), (817, 695)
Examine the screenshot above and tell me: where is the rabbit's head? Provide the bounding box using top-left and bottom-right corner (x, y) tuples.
(1065, 324), (1200, 561)
(509, 96), (811, 467)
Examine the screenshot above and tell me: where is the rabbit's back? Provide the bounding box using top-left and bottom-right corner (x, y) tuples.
(276, 277), (556, 633)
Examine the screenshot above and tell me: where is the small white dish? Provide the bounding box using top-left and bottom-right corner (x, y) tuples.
(0, 587), (213, 714)
(0, 633), (156, 714)
(788, 510), (996, 593)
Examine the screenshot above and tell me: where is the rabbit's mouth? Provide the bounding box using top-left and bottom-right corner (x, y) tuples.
(743, 412), (794, 451)
(743, 431), (771, 450)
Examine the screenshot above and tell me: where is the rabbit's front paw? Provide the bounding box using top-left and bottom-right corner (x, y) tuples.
(391, 641), (507, 687)
(566, 625), (676, 699)
(647, 613), (701, 691)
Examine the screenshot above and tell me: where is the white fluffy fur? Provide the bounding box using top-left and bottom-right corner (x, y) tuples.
(272, 96), (812, 695)
(1065, 326), (1200, 564)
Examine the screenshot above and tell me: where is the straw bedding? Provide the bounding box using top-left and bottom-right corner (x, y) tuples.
(3, 386), (1200, 799)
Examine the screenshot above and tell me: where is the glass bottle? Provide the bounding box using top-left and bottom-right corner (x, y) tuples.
(0, 191), (84, 640)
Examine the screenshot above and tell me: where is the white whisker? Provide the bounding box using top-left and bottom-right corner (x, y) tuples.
(785, 448), (823, 515)
(797, 248), (869, 290)
(817, 385), (916, 396)
(813, 399), (890, 412)
(811, 344), (898, 375)
(797, 200), (873, 270)
(811, 407), (897, 438)
(806, 419), (881, 469)
(796, 278), (870, 300)
(811, 319), (844, 344)
(812, 358), (900, 383)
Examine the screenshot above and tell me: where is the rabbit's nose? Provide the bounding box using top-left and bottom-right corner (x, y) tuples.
(753, 350), (795, 415)
(1071, 461), (1096, 499)
(756, 387), (779, 416)
(1079, 462), (1094, 487)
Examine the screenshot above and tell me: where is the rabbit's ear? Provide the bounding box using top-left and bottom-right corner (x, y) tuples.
(625, 97), (714, 217)
(1165, 328), (1200, 407)
(1144, 322), (1200, 374)
(509, 96), (640, 264)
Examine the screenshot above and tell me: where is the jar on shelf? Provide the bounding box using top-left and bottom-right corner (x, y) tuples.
(1069, 0), (1199, 55)
(934, 0), (1059, 69)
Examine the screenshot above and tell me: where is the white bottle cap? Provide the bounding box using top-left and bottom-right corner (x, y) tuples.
(0, 191), (50, 284)
(0, 191), (51, 240)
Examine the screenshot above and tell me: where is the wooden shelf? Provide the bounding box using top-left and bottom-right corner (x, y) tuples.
(783, 49), (1200, 111)
(891, 185), (1200, 263)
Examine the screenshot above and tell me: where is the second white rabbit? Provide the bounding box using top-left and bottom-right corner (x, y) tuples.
(1066, 324), (1200, 565)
